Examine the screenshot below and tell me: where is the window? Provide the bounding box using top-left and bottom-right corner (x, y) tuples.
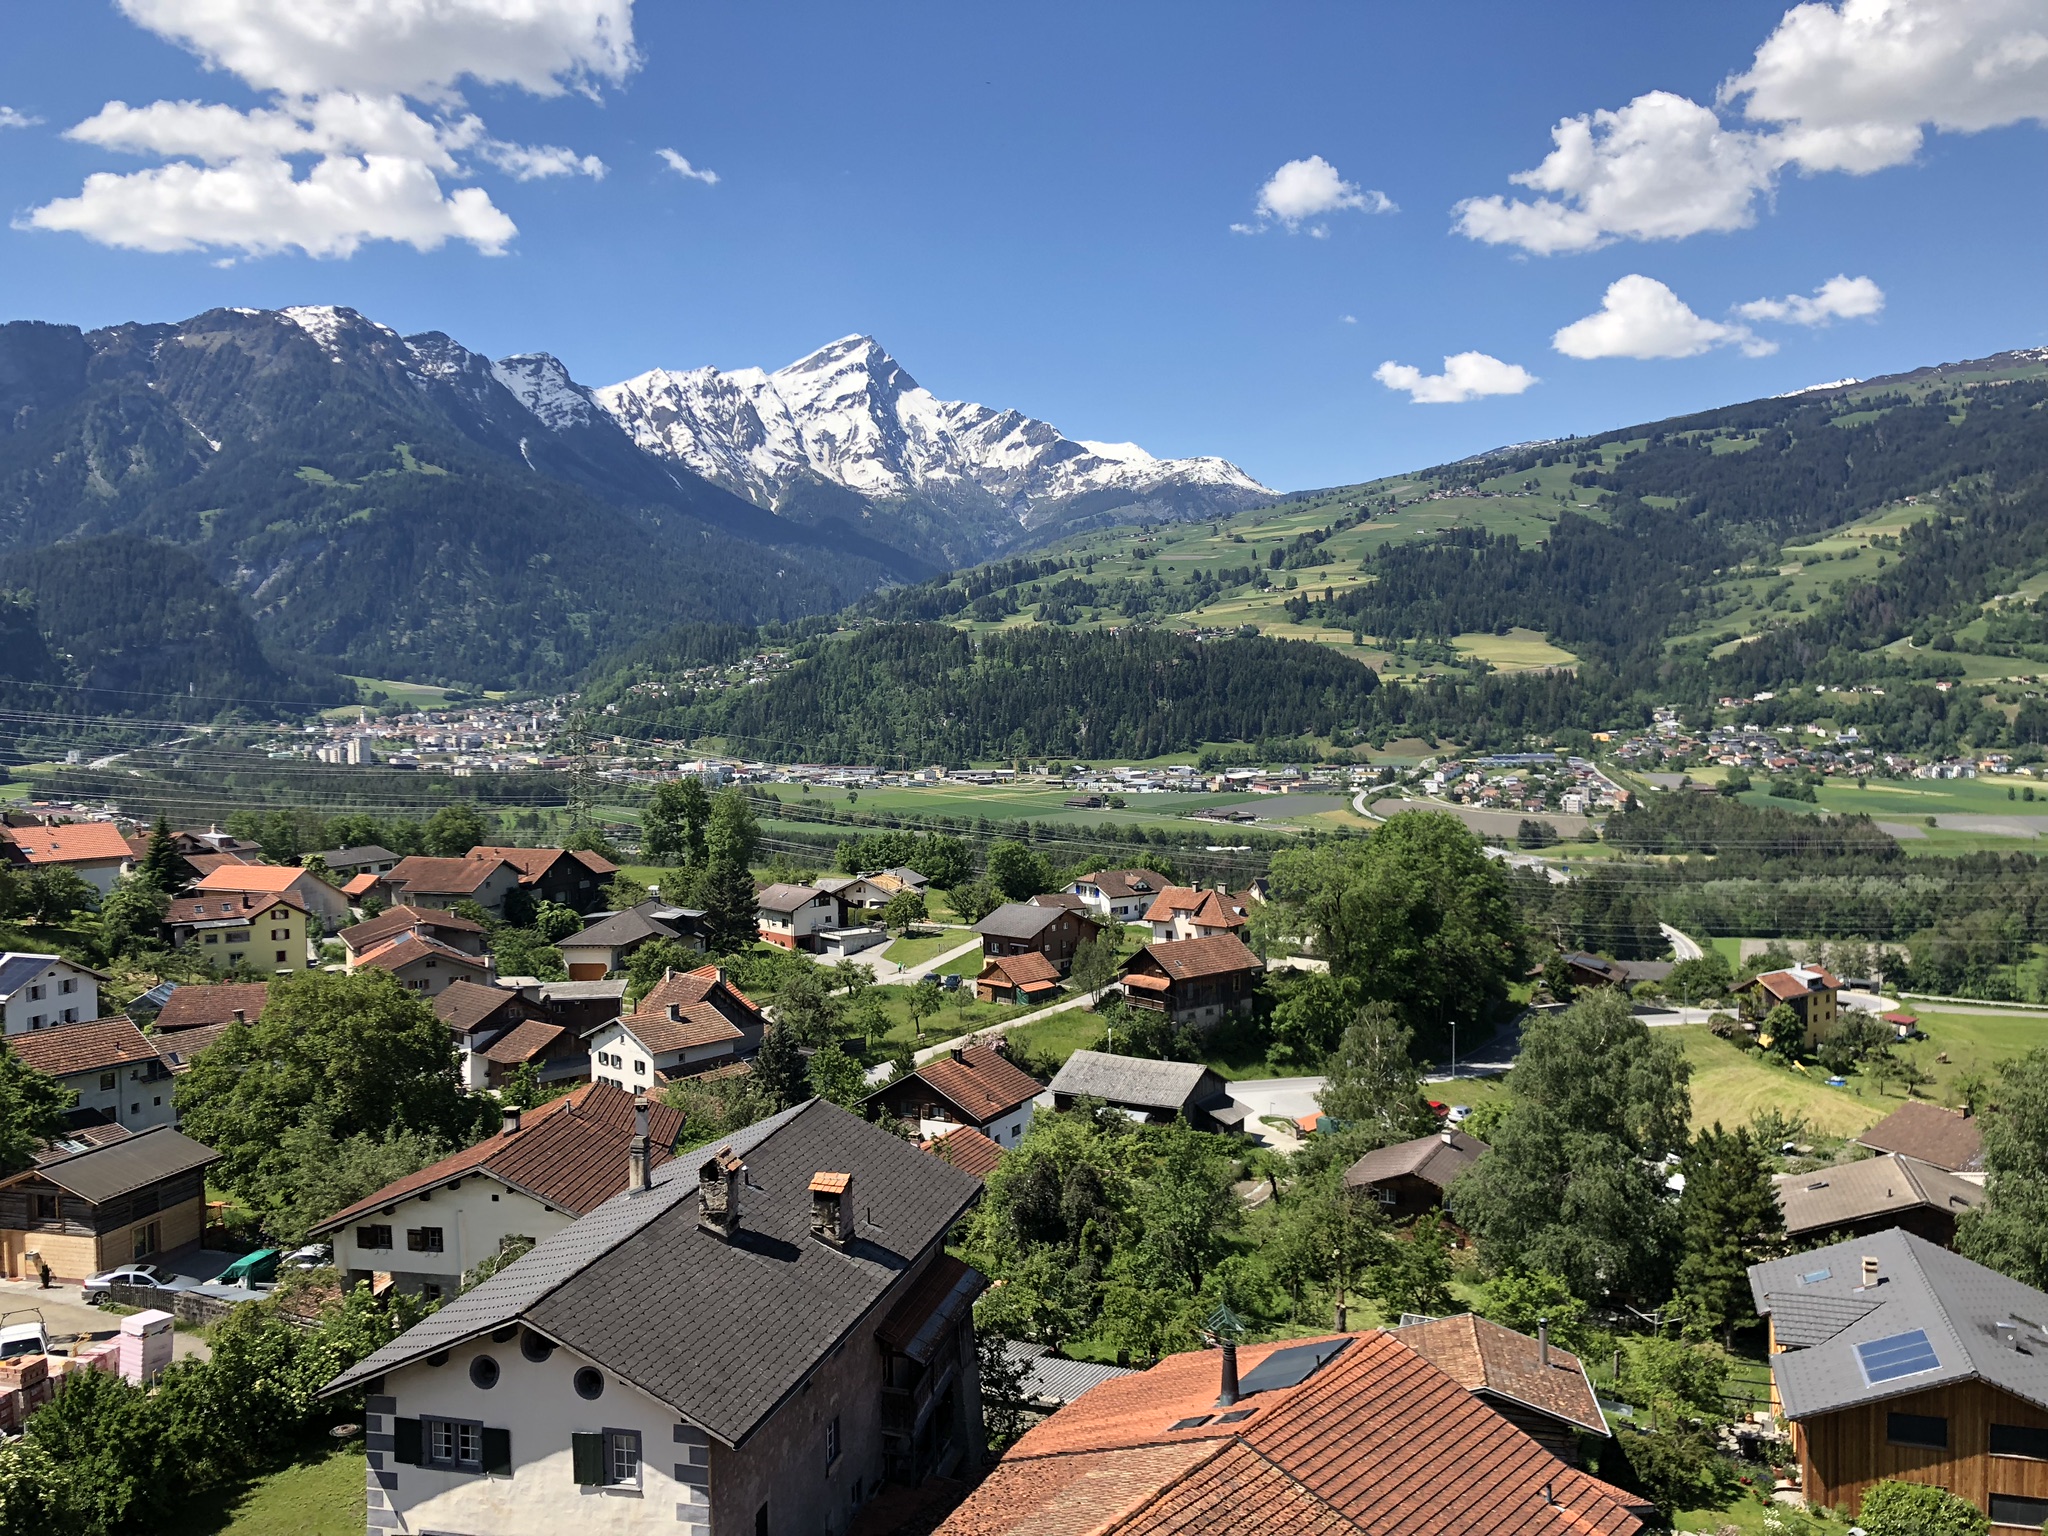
(34, 1195), (57, 1220)
(29, 1016), (42, 1029)
(574, 1367), (605, 1400)
(27, 985), (42, 1001)
(421, 1282), (443, 1302)
(276, 952), (287, 964)
(356, 1225), (393, 1250)
(99, 1072), (115, 1091)
(62, 1009), (75, 1023)
(608, 1429), (641, 1486)
(204, 935), (218, 946)
(1992, 1494), (2048, 1529)
(1992, 1423), (2048, 1460)
(1887, 1411), (1948, 1449)
(407, 1227), (445, 1253)
(427, 1417), (483, 1469)
(58, 979), (73, 994)
(825, 1415), (840, 1467)
(227, 932), (249, 944)
(634, 1059), (647, 1075)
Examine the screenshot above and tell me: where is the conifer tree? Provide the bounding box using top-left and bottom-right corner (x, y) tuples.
(1673, 1122), (1784, 1340)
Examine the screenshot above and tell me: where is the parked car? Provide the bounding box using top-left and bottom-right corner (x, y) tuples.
(0, 1310), (48, 1358)
(81, 1264), (194, 1306)
(280, 1243), (332, 1272)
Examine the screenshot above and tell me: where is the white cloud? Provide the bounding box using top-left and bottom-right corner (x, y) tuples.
(1238, 155), (1393, 235)
(0, 107), (41, 130)
(1454, 91), (1778, 254)
(656, 149), (718, 185)
(1553, 274), (1772, 360)
(1726, 0), (2048, 173)
(1374, 352), (1538, 404)
(1458, 1), (2048, 254)
(31, 1), (632, 259)
(1341, 314), (1358, 324)
(1736, 272), (1885, 324)
(113, 0), (637, 100)
(25, 154), (516, 257)
(480, 140), (606, 180)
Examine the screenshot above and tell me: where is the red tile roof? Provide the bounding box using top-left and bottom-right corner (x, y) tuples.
(1142, 887), (1246, 930)
(1752, 965), (1841, 1001)
(915, 1043), (1043, 1122)
(157, 1022), (233, 1072)
(1078, 869), (1170, 901)
(6, 1016), (160, 1077)
(924, 1126), (1005, 1180)
(481, 1017), (566, 1065)
(341, 872), (378, 897)
(342, 904), (485, 954)
(354, 932), (491, 975)
(193, 864), (314, 894)
(433, 979), (521, 1033)
(166, 890), (309, 925)
(937, 1331), (1642, 1536)
(470, 845), (618, 882)
(310, 1080), (684, 1233)
(152, 982), (269, 1031)
(1392, 1314), (1609, 1437)
(383, 855), (513, 896)
(3, 822), (133, 865)
(1125, 934), (1263, 983)
(1857, 1101), (1985, 1172)
(979, 952), (1062, 990)
(615, 966), (762, 1055)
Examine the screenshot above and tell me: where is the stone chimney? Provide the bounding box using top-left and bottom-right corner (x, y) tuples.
(698, 1145), (742, 1238)
(627, 1092), (650, 1194)
(809, 1172), (853, 1246)
(502, 1105), (522, 1137)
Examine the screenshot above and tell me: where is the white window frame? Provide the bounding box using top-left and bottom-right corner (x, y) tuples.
(425, 1415), (484, 1470)
(605, 1427), (642, 1487)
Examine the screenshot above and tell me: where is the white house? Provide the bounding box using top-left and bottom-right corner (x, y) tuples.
(5, 1016), (175, 1131)
(755, 883), (842, 952)
(0, 953), (105, 1036)
(585, 967), (765, 1091)
(2, 821), (133, 896)
(319, 1100), (985, 1536)
(308, 1084), (686, 1303)
(1066, 868), (1171, 923)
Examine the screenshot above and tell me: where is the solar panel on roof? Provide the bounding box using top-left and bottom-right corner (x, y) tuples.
(1857, 1329), (1941, 1384)
(1237, 1337), (1352, 1396)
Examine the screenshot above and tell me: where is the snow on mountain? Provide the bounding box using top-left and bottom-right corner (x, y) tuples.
(590, 335), (1270, 519)
(490, 353), (599, 431)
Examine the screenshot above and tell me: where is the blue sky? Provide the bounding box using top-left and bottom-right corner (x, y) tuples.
(3, 0), (2046, 492)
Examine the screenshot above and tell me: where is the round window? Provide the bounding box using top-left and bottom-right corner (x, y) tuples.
(520, 1330), (555, 1364)
(469, 1355), (500, 1390)
(574, 1366), (604, 1401)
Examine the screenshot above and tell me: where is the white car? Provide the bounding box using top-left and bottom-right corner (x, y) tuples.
(0, 1310), (48, 1358)
(280, 1243), (332, 1271)
(82, 1264), (193, 1305)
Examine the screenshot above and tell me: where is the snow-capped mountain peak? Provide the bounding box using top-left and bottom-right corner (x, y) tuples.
(589, 334), (1269, 523)
(491, 353), (598, 431)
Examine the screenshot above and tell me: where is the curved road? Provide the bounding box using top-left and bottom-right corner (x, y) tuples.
(1660, 923), (1704, 963)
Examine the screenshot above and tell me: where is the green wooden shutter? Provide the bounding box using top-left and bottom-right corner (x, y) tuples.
(392, 1417), (424, 1465)
(481, 1426), (512, 1476)
(571, 1432), (605, 1486)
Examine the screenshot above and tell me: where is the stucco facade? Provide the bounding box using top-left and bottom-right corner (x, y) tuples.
(335, 1177), (566, 1302)
(0, 955), (102, 1036)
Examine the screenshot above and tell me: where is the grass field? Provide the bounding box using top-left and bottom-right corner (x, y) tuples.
(1677, 1027), (1891, 1137)
(1450, 628), (1579, 671)
(883, 929), (974, 968)
(167, 1443), (364, 1536)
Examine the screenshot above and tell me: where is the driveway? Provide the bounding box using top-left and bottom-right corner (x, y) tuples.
(0, 1276), (211, 1362)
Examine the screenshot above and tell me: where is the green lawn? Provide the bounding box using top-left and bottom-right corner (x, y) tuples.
(1005, 1008), (1108, 1069)
(858, 984), (1032, 1048)
(167, 1443), (364, 1536)
(1677, 1027), (1892, 1138)
(935, 945), (988, 977)
(883, 929), (974, 968)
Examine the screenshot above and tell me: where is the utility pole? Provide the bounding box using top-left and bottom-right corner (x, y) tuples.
(564, 707), (596, 837)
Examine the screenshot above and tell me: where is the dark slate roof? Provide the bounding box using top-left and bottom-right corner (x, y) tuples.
(975, 903), (1064, 941)
(323, 1100), (981, 1446)
(14, 1126), (218, 1205)
(1049, 1049), (1217, 1110)
(564, 901), (703, 951)
(1750, 1228), (2048, 1419)
(1343, 1129), (1489, 1192)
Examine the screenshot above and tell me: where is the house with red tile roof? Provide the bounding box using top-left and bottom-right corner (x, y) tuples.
(583, 964), (766, 1090)
(149, 981), (268, 1033)
(307, 1080), (685, 1301)
(1741, 964), (1842, 1050)
(352, 931), (492, 996)
(1391, 1313), (1611, 1464)
(1068, 867), (1172, 922)
(974, 950), (1062, 1005)
(340, 905), (488, 965)
(466, 845), (618, 914)
(1144, 886), (1248, 943)
(922, 1125), (1006, 1180)
(1117, 935), (1262, 1029)
(375, 854), (524, 919)
(931, 1329), (1645, 1536)
(1856, 1100), (1985, 1176)
(5, 1016), (174, 1133)
(165, 890), (311, 976)
(1, 821), (134, 895)
(192, 861), (351, 933)
(865, 1041), (1044, 1148)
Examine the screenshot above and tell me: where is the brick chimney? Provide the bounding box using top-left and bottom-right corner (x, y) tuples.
(809, 1172), (853, 1246)
(627, 1092), (650, 1194)
(698, 1145), (742, 1238)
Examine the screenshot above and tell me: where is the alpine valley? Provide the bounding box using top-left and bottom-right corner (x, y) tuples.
(0, 306), (1270, 699)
